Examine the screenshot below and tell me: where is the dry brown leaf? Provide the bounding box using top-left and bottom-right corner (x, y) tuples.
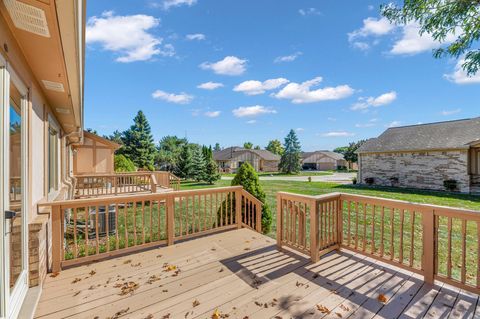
(108, 307), (130, 319)
(211, 309), (221, 319)
(316, 304), (331, 314)
(163, 264), (177, 272)
(117, 281), (139, 296)
(339, 304), (350, 311)
(193, 299), (200, 307)
(123, 259), (132, 264)
(156, 254), (163, 258)
(336, 312), (343, 317)
(162, 314), (171, 319)
(71, 278), (81, 284)
(143, 315), (154, 319)
(73, 291), (81, 296)
(50, 272), (59, 278)
(89, 270), (96, 276)
(377, 294), (388, 303)
(147, 275), (161, 284)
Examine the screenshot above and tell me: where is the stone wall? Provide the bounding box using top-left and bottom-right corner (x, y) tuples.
(29, 215), (50, 287)
(359, 150), (470, 193)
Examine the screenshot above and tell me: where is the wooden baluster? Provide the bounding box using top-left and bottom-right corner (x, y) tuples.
(390, 208), (394, 260)
(73, 208), (78, 258)
(310, 199), (319, 262)
(355, 202), (359, 250)
(319, 201), (323, 248)
(399, 209), (405, 264)
(95, 206), (99, 255)
(477, 221), (480, 289)
(115, 204), (119, 250)
(204, 194), (207, 230)
(410, 211), (415, 267)
(85, 206), (89, 257)
(276, 195), (282, 248)
(133, 202), (137, 245)
(51, 205), (63, 272)
(347, 201), (351, 246)
(363, 203), (367, 252)
(179, 197), (183, 236)
(461, 219), (467, 284)
(106, 204), (110, 252)
(447, 217), (452, 279)
(166, 194), (174, 245)
(380, 206), (385, 258)
(186, 196), (190, 235)
(149, 201), (153, 242)
(124, 202), (128, 248)
(371, 205), (375, 254)
(236, 191), (242, 229)
(230, 192), (233, 226)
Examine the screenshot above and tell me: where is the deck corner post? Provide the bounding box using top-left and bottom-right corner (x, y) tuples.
(235, 190), (242, 229)
(276, 193), (282, 249)
(51, 205), (63, 273)
(310, 199), (319, 263)
(166, 194), (175, 245)
(423, 209), (435, 285)
(337, 195), (343, 250)
(150, 174), (157, 193)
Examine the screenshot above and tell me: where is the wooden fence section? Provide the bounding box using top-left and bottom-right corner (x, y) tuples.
(277, 191), (480, 294)
(42, 186), (262, 272)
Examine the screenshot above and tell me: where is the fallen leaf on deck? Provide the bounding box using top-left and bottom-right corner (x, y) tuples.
(50, 272), (59, 278)
(336, 312), (343, 317)
(193, 299), (200, 307)
(219, 268), (224, 272)
(118, 281), (139, 295)
(73, 291), (80, 296)
(254, 301), (263, 307)
(123, 259), (132, 264)
(108, 307), (130, 319)
(211, 247), (217, 251)
(147, 275), (161, 284)
(131, 262), (142, 267)
(316, 304), (331, 314)
(211, 309), (221, 319)
(71, 278), (81, 284)
(143, 315), (154, 319)
(156, 254), (162, 258)
(296, 281), (304, 287)
(163, 264), (177, 271)
(162, 314), (171, 319)
(244, 248), (250, 251)
(339, 304), (350, 311)
(89, 270), (96, 276)
(377, 294), (388, 303)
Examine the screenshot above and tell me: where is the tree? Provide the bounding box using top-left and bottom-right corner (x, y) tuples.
(254, 145), (261, 150)
(231, 163), (272, 234)
(279, 129), (302, 174)
(121, 111), (156, 170)
(333, 146), (348, 156)
(381, 1), (480, 76)
(214, 143), (221, 151)
(266, 139), (285, 156)
(243, 142), (253, 149)
(175, 144), (194, 179)
(105, 130), (124, 148)
(156, 135), (187, 171)
(204, 146), (220, 184)
(114, 154), (136, 172)
(85, 128), (98, 135)
(191, 145), (206, 182)
(343, 140), (367, 164)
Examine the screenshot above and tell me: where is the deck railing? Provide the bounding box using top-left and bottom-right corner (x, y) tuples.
(277, 192), (480, 294)
(42, 186), (262, 272)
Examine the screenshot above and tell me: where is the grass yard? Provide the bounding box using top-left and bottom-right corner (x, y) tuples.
(220, 170), (336, 177)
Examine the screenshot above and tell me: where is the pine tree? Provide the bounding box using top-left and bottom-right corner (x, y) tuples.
(121, 111), (156, 170)
(214, 143), (221, 151)
(175, 144), (194, 179)
(191, 146), (206, 181)
(279, 129), (302, 174)
(204, 146), (220, 184)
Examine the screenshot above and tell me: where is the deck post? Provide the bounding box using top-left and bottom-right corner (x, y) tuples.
(51, 205), (63, 273)
(423, 209), (435, 284)
(150, 174), (157, 193)
(310, 199), (319, 262)
(276, 193), (282, 249)
(166, 194), (175, 245)
(337, 196), (343, 249)
(235, 190), (242, 229)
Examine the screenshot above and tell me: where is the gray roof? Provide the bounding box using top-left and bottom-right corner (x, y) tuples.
(357, 117), (480, 153)
(213, 147), (280, 161)
(301, 151), (345, 161)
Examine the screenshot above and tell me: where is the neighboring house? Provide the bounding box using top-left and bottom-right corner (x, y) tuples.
(357, 118), (480, 193)
(0, 1), (85, 317)
(301, 151), (347, 171)
(72, 131), (120, 175)
(214, 147), (280, 173)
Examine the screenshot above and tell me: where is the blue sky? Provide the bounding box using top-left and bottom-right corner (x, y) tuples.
(84, 0), (480, 151)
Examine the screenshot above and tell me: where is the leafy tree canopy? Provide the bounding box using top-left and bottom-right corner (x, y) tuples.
(243, 142), (253, 149)
(266, 139), (285, 156)
(114, 154), (136, 172)
(382, 0), (480, 76)
(343, 140), (367, 163)
(156, 135), (188, 171)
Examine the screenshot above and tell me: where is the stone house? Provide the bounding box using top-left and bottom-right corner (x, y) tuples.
(301, 151), (347, 171)
(357, 118), (480, 193)
(214, 147), (280, 173)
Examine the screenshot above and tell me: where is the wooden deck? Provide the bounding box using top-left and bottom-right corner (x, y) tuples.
(35, 228), (479, 319)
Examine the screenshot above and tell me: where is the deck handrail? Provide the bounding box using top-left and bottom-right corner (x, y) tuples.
(277, 191), (480, 294)
(40, 186), (262, 272)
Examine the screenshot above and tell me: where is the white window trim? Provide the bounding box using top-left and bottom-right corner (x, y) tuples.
(47, 114), (60, 201)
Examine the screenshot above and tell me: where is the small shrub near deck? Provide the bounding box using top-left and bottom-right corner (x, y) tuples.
(114, 154), (136, 172)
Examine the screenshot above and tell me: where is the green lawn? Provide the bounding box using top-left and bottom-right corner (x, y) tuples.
(220, 171), (335, 177)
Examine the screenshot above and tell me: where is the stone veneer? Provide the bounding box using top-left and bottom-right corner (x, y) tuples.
(358, 150), (470, 193)
(28, 215), (50, 287)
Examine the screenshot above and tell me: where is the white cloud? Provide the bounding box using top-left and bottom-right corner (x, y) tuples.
(234, 78), (289, 96)
(327, 117), (337, 122)
(197, 82), (224, 90)
(440, 109), (461, 116)
(273, 76), (354, 104)
(299, 8), (321, 16)
(186, 33), (205, 41)
(232, 105), (277, 118)
(390, 23), (456, 55)
(200, 56), (247, 76)
(386, 121), (402, 128)
(348, 17), (395, 41)
(246, 120), (257, 124)
(86, 12), (174, 63)
(444, 58), (480, 84)
(162, 0), (197, 10)
(352, 41), (370, 51)
(355, 118), (378, 128)
(321, 131), (355, 137)
(204, 111), (221, 118)
(274, 52), (302, 63)
(295, 128), (305, 132)
(152, 90), (193, 104)
(351, 91), (397, 111)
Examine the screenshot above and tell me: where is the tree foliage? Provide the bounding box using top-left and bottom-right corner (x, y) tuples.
(266, 139), (285, 156)
(342, 140), (366, 163)
(191, 145), (206, 182)
(203, 146), (220, 184)
(121, 110), (156, 170)
(214, 143), (221, 151)
(381, 0), (480, 76)
(156, 135), (187, 171)
(243, 142), (253, 149)
(231, 163), (272, 233)
(279, 129), (302, 174)
(114, 154), (136, 172)
(175, 144), (194, 179)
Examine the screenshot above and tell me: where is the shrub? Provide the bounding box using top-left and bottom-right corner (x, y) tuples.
(352, 177), (357, 185)
(114, 154), (136, 172)
(307, 176), (312, 182)
(231, 163), (272, 234)
(364, 177), (374, 185)
(444, 179), (458, 191)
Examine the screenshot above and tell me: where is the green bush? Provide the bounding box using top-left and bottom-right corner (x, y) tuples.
(114, 154), (136, 172)
(231, 163), (272, 234)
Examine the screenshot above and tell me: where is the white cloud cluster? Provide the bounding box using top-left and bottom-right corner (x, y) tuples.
(162, 0), (197, 10)
(232, 105), (277, 118)
(197, 82), (224, 90)
(351, 91), (397, 111)
(299, 8), (321, 16)
(204, 111), (221, 118)
(86, 11), (173, 63)
(186, 33), (205, 41)
(440, 109), (461, 116)
(444, 58), (480, 85)
(321, 131), (355, 137)
(391, 23), (456, 55)
(273, 77), (354, 104)
(234, 78), (289, 96)
(355, 118), (379, 128)
(274, 52), (302, 63)
(152, 90), (193, 104)
(386, 121), (402, 128)
(200, 56), (247, 76)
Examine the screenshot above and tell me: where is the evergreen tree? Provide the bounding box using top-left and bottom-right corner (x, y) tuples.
(191, 145), (206, 181)
(279, 129), (302, 174)
(243, 142), (253, 149)
(266, 139), (284, 156)
(175, 144), (194, 179)
(254, 145), (261, 150)
(204, 146), (220, 184)
(214, 143), (221, 151)
(121, 111), (156, 170)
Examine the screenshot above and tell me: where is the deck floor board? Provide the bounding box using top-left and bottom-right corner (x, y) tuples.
(35, 228), (479, 319)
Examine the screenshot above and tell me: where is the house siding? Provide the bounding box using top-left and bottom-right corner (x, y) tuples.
(359, 150), (470, 193)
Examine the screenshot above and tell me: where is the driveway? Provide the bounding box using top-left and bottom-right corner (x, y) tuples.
(222, 172), (357, 184)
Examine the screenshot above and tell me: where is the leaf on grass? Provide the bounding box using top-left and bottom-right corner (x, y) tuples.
(378, 294), (388, 303)
(316, 304), (331, 314)
(50, 272), (59, 278)
(71, 278), (82, 284)
(193, 299), (200, 307)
